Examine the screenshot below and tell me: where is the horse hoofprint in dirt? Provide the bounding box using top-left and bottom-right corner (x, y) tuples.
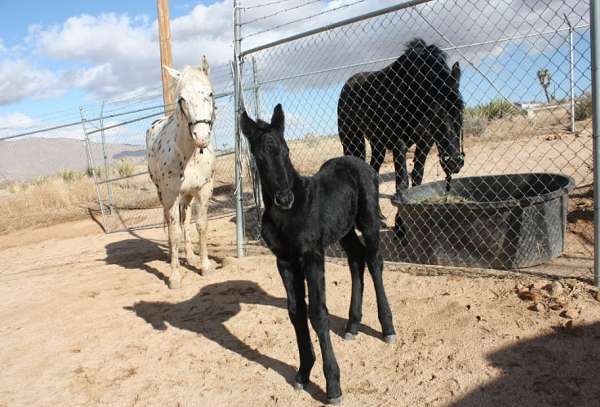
(146, 56), (217, 289)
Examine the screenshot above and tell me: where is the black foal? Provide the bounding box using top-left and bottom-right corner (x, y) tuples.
(241, 104), (395, 404)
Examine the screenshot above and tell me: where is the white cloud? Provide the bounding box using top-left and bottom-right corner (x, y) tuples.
(0, 0), (590, 110)
(0, 59), (63, 105)
(0, 112), (36, 130)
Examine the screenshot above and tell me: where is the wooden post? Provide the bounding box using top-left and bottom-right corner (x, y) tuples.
(157, 0), (174, 112)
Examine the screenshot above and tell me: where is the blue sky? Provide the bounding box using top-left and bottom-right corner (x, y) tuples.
(0, 1), (198, 45)
(0, 0), (592, 149)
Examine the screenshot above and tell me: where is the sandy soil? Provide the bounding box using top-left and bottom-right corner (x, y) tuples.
(1, 215), (600, 407)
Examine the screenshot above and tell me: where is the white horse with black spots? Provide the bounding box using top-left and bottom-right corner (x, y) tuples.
(146, 56), (217, 289)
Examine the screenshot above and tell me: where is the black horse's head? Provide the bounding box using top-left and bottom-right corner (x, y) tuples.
(435, 61), (465, 178)
(240, 104), (295, 210)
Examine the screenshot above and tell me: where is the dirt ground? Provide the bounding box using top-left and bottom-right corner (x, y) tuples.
(1, 213), (600, 407)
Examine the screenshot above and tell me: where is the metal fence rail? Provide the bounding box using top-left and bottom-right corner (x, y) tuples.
(0, 63), (254, 235)
(233, 0), (594, 276)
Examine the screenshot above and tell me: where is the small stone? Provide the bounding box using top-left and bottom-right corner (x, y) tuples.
(533, 302), (546, 312)
(548, 298), (565, 311)
(561, 307), (579, 320)
(549, 281), (564, 297)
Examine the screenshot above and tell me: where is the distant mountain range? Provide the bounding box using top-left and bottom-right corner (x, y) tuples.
(0, 137), (146, 182)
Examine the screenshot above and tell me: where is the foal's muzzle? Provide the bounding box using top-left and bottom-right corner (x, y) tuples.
(274, 190), (294, 210)
(441, 153), (465, 176)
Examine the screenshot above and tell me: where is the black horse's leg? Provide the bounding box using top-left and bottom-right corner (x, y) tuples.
(362, 229), (396, 342)
(338, 116), (365, 160)
(276, 257), (315, 389)
(339, 230), (366, 340)
(391, 145), (409, 204)
(411, 142), (432, 187)
(369, 139), (387, 219)
(304, 250), (341, 404)
(369, 138), (386, 174)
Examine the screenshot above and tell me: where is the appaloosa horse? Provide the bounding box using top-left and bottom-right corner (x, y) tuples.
(338, 38), (465, 203)
(241, 104), (395, 404)
(146, 56), (216, 289)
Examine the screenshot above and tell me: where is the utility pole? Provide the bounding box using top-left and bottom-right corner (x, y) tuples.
(157, 0), (174, 113)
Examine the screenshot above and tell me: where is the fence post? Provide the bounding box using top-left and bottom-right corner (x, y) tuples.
(99, 101), (114, 213)
(80, 106), (107, 230)
(250, 56), (264, 212)
(591, 0), (600, 287)
(233, 0), (246, 257)
(565, 14), (576, 133)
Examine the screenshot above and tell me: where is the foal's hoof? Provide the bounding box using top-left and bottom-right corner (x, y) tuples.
(383, 334), (396, 344)
(293, 380), (307, 391)
(294, 372), (309, 390)
(343, 332), (357, 341)
(328, 396), (342, 405)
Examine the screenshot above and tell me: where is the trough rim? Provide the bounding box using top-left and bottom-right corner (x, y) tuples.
(391, 172), (575, 210)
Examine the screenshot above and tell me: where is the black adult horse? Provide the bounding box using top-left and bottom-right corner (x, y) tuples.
(338, 38), (465, 203)
(241, 104), (395, 404)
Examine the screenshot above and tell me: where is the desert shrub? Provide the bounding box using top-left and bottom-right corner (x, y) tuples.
(466, 98), (519, 121)
(58, 169), (78, 182)
(114, 159), (135, 177)
(574, 93), (592, 121)
(463, 112), (487, 137)
(86, 166), (102, 178)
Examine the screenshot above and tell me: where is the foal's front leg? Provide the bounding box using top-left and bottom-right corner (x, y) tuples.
(304, 251), (342, 404)
(276, 257), (315, 389)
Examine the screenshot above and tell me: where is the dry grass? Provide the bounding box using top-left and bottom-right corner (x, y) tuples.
(0, 176), (98, 234)
(0, 153), (247, 234)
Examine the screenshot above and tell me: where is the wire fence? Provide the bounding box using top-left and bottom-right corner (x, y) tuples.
(0, 0), (595, 274)
(0, 63), (251, 234)
(236, 0), (594, 270)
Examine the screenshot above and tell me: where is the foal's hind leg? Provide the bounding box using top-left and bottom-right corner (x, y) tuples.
(339, 230), (366, 340)
(362, 229), (396, 342)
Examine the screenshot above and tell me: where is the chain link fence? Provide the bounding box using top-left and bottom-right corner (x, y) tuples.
(236, 0), (594, 270)
(0, 63), (254, 235)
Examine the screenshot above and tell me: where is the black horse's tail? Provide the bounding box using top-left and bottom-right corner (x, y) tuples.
(337, 88), (366, 160)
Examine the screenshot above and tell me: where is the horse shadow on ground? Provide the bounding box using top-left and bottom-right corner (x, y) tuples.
(105, 237), (171, 285)
(450, 322), (600, 406)
(124, 279), (383, 403)
(104, 231), (225, 287)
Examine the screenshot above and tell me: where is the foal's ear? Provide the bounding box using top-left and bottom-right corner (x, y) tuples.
(240, 110), (257, 140)
(270, 104), (285, 133)
(199, 55), (210, 75)
(451, 61), (461, 85)
(163, 65), (182, 81)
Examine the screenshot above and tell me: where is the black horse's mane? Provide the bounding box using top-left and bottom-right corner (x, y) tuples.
(403, 38), (448, 62)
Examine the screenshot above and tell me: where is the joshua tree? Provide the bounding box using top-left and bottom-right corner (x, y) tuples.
(537, 68), (554, 104)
